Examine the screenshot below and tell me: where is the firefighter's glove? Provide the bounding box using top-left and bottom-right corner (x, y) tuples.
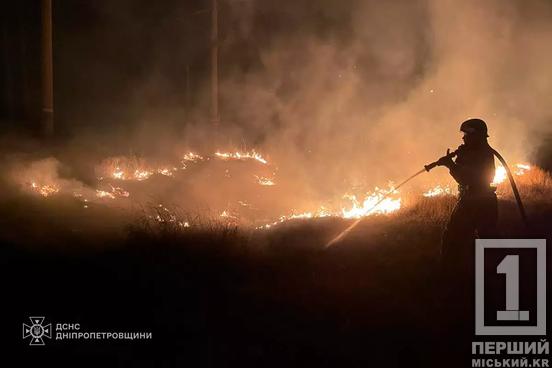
(436, 149), (454, 168)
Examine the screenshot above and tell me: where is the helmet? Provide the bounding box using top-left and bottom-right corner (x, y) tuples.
(460, 118), (489, 137)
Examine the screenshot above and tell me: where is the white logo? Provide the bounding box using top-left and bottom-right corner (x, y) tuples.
(22, 316), (52, 345)
(475, 239), (546, 335)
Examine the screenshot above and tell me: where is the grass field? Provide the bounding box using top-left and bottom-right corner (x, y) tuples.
(2, 166), (551, 367)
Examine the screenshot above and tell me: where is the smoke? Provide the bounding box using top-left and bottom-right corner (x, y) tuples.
(212, 0), (552, 192)
(4, 0), (552, 224)
(7, 157), (89, 198)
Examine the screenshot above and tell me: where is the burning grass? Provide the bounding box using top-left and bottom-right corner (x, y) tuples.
(214, 149), (268, 165)
(5, 147), (551, 246)
(96, 155), (155, 181)
(4, 152), (552, 368)
(130, 204), (239, 238)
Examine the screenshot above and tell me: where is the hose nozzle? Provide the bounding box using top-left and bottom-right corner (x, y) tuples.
(424, 149), (458, 172)
(424, 162), (439, 172)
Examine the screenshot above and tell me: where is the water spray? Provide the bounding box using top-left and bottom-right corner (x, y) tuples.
(325, 168), (426, 248)
(325, 146), (528, 248)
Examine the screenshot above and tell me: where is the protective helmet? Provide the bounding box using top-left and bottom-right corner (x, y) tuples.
(460, 118), (489, 137)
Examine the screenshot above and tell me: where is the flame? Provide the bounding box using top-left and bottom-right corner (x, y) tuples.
(30, 182), (59, 197)
(220, 210), (239, 220)
(492, 163), (531, 185)
(96, 190), (115, 199)
(258, 208), (332, 229)
(21, 151), (536, 234)
(100, 150), (266, 183)
(112, 167), (125, 180)
(149, 204), (189, 227)
(110, 166), (153, 181)
(255, 175), (276, 186)
(423, 185), (453, 197)
(182, 152), (204, 162)
(96, 185), (130, 199)
(157, 167), (177, 177)
(341, 191), (401, 218)
(258, 188), (401, 229)
(492, 166), (507, 185)
(215, 150), (268, 164)
(133, 169), (153, 181)
(515, 163), (531, 175)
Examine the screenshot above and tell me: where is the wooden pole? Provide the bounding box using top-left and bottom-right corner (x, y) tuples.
(186, 63), (190, 116)
(41, 0), (54, 136)
(210, 0), (219, 126)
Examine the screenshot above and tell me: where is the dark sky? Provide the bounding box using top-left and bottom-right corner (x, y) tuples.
(2, 1), (551, 170)
(53, 0), (214, 133)
(2, 0), (241, 133)
(0, 0), (367, 135)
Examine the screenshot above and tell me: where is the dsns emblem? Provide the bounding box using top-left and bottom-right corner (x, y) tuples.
(22, 317), (52, 346)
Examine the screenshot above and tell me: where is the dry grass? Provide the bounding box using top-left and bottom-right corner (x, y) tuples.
(5, 167), (551, 367)
(130, 167), (552, 246)
(504, 166), (552, 204)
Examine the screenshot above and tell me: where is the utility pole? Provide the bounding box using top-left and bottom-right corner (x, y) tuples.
(41, 0), (54, 136)
(185, 63), (191, 119)
(210, 0), (219, 126)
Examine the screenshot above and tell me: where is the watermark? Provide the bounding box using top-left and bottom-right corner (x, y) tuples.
(471, 239), (548, 367)
(22, 316), (52, 346)
(471, 341), (549, 367)
(475, 239), (546, 336)
(22, 317), (152, 346)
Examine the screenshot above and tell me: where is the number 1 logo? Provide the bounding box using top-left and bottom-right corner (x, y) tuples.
(475, 239), (546, 335)
(496, 255), (529, 321)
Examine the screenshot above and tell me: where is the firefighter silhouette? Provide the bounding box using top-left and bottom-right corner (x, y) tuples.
(431, 118), (499, 363)
(436, 119), (498, 283)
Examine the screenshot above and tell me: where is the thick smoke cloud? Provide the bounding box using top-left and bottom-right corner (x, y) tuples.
(211, 0), (552, 193)
(7, 0), (551, 217)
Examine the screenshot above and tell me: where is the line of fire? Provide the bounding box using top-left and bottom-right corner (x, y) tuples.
(1, 1), (551, 367)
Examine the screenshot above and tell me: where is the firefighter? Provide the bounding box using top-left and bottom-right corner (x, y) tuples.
(436, 118), (497, 266)
(435, 118), (498, 320)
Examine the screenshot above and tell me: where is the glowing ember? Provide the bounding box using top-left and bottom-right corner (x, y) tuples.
(96, 190), (115, 199)
(109, 167), (153, 181)
(98, 156), (155, 182)
(111, 186), (130, 197)
(149, 204), (188, 227)
(220, 210), (239, 220)
(133, 169), (153, 181)
(96, 185), (130, 199)
(515, 163), (531, 175)
(30, 182), (59, 197)
(182, 152), (204, 162)
(423, 185), (453, 197)
(255, 175), (276, 186)
(112, 167), (125, 180)
(215, 150), (268, 164)
(258, 209), (332, 229)
(157, 168), (177, 177)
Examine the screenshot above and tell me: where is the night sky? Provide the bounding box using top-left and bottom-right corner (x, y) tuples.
(0, 0), (352, 132)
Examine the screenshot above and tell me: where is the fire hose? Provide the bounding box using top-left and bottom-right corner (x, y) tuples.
(325, 146), (528, 248)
